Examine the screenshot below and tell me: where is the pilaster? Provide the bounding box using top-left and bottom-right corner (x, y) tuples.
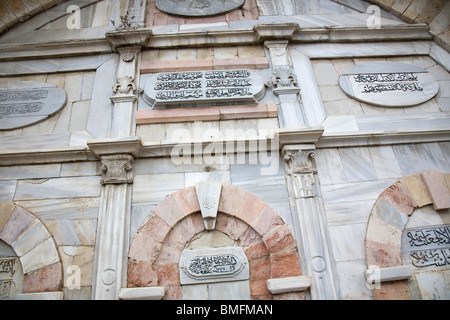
(109, 46), (141, 138)
(89, 138), (142, 300)
(282, 144), (340, 300)
(264, 40), (306, 128)
(88, 18), (149, 299)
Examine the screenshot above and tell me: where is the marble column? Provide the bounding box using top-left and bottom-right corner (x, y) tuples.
(282, 144), (340, 300)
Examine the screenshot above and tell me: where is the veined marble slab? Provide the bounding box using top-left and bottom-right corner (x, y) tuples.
(14, 176), (101, 200)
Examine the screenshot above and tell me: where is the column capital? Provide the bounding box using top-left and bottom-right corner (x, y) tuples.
(282, 145), (317, 175)
(100, 154), (134, 185)
(270, 66), (300, 96)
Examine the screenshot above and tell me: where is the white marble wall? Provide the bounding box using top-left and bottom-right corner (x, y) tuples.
(130, 150), (294, 249)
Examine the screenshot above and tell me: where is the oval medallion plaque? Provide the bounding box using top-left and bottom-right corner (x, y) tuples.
(179, 247), (249, 285)
(339, 62), (439, 107)
(156, 0), (244, 17)
(0, 81), (67, 130)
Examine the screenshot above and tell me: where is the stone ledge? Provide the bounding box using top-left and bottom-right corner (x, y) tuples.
(365, 266), (412, 283)
(266, 276), (311, 294)
(15, 291), (64, 300)
(87, 136), (143, 158)
(119, 287), (165, 300)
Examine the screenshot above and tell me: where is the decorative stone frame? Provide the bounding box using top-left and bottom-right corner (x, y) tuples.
(365, 170), (450, 300)
(127, 184), (305, 300)
(0, 203), (63, 299)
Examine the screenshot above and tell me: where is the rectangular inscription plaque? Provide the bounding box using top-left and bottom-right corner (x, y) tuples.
(403, 225), (450, 268)
(143, 70), (265, 109)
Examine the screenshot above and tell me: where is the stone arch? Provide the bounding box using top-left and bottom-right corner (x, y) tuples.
(364, 170), (450, 300)
(127, 184), (304, 300)
(0, 202), (63, 296)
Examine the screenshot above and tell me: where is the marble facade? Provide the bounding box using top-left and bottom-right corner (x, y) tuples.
(0, 0), (448, 300)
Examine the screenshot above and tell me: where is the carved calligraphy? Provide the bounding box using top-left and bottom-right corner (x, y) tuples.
(339, 62), (439, 107)
(143, 69), (265, 108)
(188, 254), (238, 275)
(179, 247), (249, 284)
(0, 82), (67, 130)
(0, 257), (21, 299)
(404, 225), (450, 268)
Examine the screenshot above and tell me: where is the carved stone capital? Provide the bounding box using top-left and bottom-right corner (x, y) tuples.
(282, 146), (317, 175)
(270, 66), (299, 96)
(100, 154), (134, 185)
(265, 40), (289, 57)
(112, 75), (137, 95)
(117, 46), (140, 63)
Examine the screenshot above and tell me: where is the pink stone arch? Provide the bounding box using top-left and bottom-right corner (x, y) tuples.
(365, 170), (450, 300)
(0, 202), (63, 294)
(127, 184), (303, 300)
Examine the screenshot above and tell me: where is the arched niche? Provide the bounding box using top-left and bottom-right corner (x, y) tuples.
(364, 170), (450, 300)
(0, 202), (63, 299)
(127, 184), (306, 300)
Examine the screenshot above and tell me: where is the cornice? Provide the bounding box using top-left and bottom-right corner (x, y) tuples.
(0, 20), (432, 61)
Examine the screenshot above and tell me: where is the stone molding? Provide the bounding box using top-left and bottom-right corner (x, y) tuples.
(0, 203), (63, 297)
(105, 29), (151, 52)
(118, 287), (165, 300)
(254, 23), (300, 41)
(266, 276), (311, 294)
(365, 170), (450, 300)
(127, 184), (304, 300)
(365, 266), (412, 284)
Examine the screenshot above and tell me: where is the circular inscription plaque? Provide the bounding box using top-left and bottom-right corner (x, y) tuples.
(156, 0), (244, 17)
(339, 62), (439, 107)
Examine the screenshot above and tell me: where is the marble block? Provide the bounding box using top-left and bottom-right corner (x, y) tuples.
(339, 62), (439, 107)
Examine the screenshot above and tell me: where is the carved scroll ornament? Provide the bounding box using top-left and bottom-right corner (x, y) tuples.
(100, 154), (134, 184)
